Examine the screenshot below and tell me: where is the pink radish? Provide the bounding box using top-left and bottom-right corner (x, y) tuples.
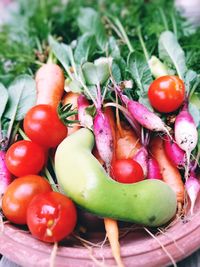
(0, 150), (12, 197)
(133, 147), (148, 177)
(93, 110), (114, 172)
(174, 102), (198, 179)
(77, 95), (93, 129)
(164, 135), (185, 169)
(147, 156), (162, 180)
(118, 92), (171, 136)
(185, 170), (200, 215)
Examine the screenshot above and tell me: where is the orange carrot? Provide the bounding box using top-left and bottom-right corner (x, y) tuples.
(35, 64), (65, 108)
(150, 136), (184, 209)
(62, 92), (80, 135)
(116, 123), (141, 160)
(104, 218), (125, 267)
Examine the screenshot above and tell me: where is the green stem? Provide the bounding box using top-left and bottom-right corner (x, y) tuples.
(159, 8), (169, 31)
(10, 122), (20, 145)
(18, 128), (29, 140)
(171, 13), (177, 38)
(114, 18), (134, 53)
(189, 80), (200, 100)
(137, 27), (150, 62)
(79, 78), (98, 107)
(44, 167), (59, 192)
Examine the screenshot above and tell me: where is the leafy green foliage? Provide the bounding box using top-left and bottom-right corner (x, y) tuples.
(0, 83), (8, 120)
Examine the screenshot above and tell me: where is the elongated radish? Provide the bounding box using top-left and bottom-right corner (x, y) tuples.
(185, 170), (200, 215)
(118, 93), (171, 136)
(133, 146), (148, 177)
(174, 102), (198, 179)
(147, 156), (162, 180)
(164, 135), (185, 169)
(77, 95), (93, 129)
(116, 123), (141, 160)
(0, 150), (12, 197)
(62, 92), (80, 135)
(93, 110), (114, 172)
(150, 136), (184, 210)
(36, 63), (65, 108)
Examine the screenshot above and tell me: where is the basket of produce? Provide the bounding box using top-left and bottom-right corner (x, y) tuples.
(0, 1), (200, 266)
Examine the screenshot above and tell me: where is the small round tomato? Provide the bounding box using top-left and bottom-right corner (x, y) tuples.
(27, 191), (77, 243)
(23, 104), (68, 148)
(111, 159), (144, 184)
(148, 75), (185, 113)
(6, 140), (45, 177)
(2, 175), (52, 224)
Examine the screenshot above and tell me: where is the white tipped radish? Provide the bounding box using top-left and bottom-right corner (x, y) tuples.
(0, 150), (12, 197)
(174, 102), (198, 180)
(164, 135), (186, 169)
(77, 95), (93, 129)
(127, 100), (170, 135)
(133, 147), (148, 177)
(147, 156), (162, 180)
(185, 170), (200, 215)
(93, 110), (114, 173)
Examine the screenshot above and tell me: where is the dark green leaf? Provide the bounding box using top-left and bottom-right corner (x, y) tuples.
(5, 75), (36, 121)
(0, 83), (8, 120)
(108, 37), (121, 59)
(128, 52), (152, 94)
(74, 33), (96, 64)
(189, 103), (200, 127)
(111, 60), (121, 83)
(159, 31), (187, 80)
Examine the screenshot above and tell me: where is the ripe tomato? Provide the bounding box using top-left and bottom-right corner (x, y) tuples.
(23, 104), (68, 148)
(2, 175), (52, 224)
(148, 75), (185, 113)
(6, 140), (45, 177)
(27, 191), (77, 243)
(111, 159), (144, 184)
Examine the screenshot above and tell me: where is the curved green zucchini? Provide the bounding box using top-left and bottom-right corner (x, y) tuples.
(55, 128), (177, 227)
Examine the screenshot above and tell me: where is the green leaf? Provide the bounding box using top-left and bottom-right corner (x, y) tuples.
(77, 8), (107, 50)
(0, 83), (8, 120)
(111, 60), (122, 83)
(49, 35), (71, 72)
(189, 103), (200, 128)
(128, 52), (152, 94)
(66, 80), (82, 93)
(158, 31), (187, 80)
(5, 75), (36, 121)
(82, 59), (110, 85)
(74, 33), (96, 65)
(184, 70), (199, 95)
(108, 37), (121, 59)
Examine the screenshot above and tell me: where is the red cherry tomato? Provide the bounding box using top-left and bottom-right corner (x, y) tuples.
(148, 75), (185, 113)
(23, 104), (68, 148)
(6, 140), (45, 177)
(27, 191), (77, 243)
(111, 159), (144, 184)
(2, 175), (52, 224)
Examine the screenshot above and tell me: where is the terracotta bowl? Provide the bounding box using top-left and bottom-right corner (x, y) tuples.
(1, 197), (200, 267)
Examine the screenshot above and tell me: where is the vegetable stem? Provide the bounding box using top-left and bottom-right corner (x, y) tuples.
(159, 8), (169, 31)
(137, 27), (149, 63)
(44, 167), (59, 192)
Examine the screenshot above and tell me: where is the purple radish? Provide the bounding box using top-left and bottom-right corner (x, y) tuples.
(174, 102), (198, 179)
(77, 95), (93, 129)
(185, 170), (200, 215)
(147, 156), (162, 180)
(164, 135), (186, 169)
(133, 147), (148, 177)
(0, 150), (12, 197)
(93, 109), (114, 173)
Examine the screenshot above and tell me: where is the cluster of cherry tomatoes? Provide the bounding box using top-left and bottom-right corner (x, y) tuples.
(2, 104), (77, 243)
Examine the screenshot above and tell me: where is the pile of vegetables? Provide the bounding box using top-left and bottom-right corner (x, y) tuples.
(0, 0), (200, 266)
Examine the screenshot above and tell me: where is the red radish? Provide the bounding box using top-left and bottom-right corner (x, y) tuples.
(133, 147), (148, 177)
(0, 150), (12, 197)
(164, 135), (185, 169)
(147, 156), (162, 180)
(77, 95), (93, 129)
(185, 170), (200, 215)
(174, 102), (198, 179)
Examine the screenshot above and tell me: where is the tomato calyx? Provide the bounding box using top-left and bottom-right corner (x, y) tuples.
(58, 103), (79, 126)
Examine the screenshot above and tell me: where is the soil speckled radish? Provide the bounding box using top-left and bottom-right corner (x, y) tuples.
(133, 147), (148, 177)
(77, 95), (93, 129)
